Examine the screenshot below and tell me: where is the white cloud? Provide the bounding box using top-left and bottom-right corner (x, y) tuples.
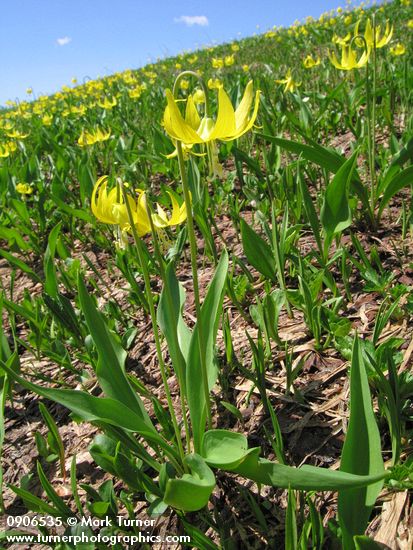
(56, 36), (71, 46)
(174, 15), (209, 27)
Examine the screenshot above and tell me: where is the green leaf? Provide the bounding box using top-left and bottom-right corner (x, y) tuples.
(338, 337), (385, 550)
(285, 487), (297, 550)
(0, 359), (166, 450)
(163, 454), (215, 512)
(353, 535), (384, 549)
(36, 461), (73, 518)
(186, 250), (229, 453)
(77, 275), (152, 427)
(43, 222), (61, 298)
(378, 165), (413, 218)
(0, 249), (41, 283)
(320, 152), (357, 239)
(202, 429), (250, 469)
(157, 262), (191, 383)
(228, 448), (386, 491)
(240, 219), (275, 281)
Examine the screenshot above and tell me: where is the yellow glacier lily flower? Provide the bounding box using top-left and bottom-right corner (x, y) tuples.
(276, 69), (301, 93)
(390, 43), (406, 56)
(355, 18), (393, 49)
(212, 57), (224, 69)
(97, 96), (117, 109)
(151, 192), (187, 229)
(332, 32), (351, 46)
(303, 55), (321, 68)
(78, 127), (111, 147)
(163, 80), (260, 145)
(16, 182), (33, 195)
(329, 44), (370, 70)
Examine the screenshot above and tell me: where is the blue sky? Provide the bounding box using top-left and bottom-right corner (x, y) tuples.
(1, 0), (350, 105)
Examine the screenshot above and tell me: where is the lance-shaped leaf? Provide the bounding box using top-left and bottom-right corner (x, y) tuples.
(202, 429), (252, 469)
(163, 453), (215, 512)
(227, 447), (386, 491)
(320, 152), (357, 239)
(186, 250), (229, 452)
(338, 337), (385, 549)
(78, 275), (152, 426)
(240, 219), (276, 281)
(157, 262), (191, 384)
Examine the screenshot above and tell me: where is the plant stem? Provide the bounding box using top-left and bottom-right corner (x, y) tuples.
(120, 183), (188, 471)
(176, 141), (213, 436)
(145, 197), (192, 454)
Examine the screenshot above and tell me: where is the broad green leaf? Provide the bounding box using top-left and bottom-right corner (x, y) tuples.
(78, 275), (152, 426)
(378, 165), (413, 218)
(228, 448), (386, 491)
(186, 250), (229, 453)
(157, 262), (191, 384)
(163, 454), (215, 512)
(338, 338), (385, 550)
(202, 429), (250, 469)
(298, 171), (323, 254)
(43, 222), (61, 298)
(0, 249), (41, 283)
(240, 218), (275, 281)
(0, 360), (166, 449)
(320, 152), (357, 239)
(36, 461), (73, 517)
(8, 485), (59, 515)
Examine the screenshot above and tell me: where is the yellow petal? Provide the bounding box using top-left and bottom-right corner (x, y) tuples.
(163, 89), (203, 144)
(209, 86), (236, 140)
(185, 95), (201, 131)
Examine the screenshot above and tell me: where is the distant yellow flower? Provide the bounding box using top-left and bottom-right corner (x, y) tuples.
(212, 57), (224, 69)
(5, 129), (29, 139)
(332, 32), (351, 46)
(390, 43), (406, 56)
(26, 88), (33, 95)
(192, 89), (206, 104)
(408, 19), (413, 28)
(242, 64), (250, 72)
(303, 55), (321, 68)
(276, 69), (301, 93)
(16, 183), (33, 195)
(71, 77), (78, 84)
(163, 80), (260, 145)
(175, 63), (182, 69)
(151, 192), (187, 229)
(208, 78), (223, 89)
(180, 79), (190, 90)
(344, 15), (352, 25)
(97, 96), (117, 109)
(188, 55), (198, 64)
(42, 114), (53, 126)
(231, 44), (240, 51)
(329, 44), (370, 70)
(355, 18), (393, 49)
(224, 54), (235, 66)
(78, 127), (111, 147)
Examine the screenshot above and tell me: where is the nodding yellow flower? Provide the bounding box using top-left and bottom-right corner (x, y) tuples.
(97, 96), (117, 109)
(71, 77), (78, 84)
(188, 55), (198, 64)
(78, 127), (111, 147)
(16, 182), (33, 195)
(329, 44), (370, 70)
(390, 43), (406, 56)
(0, 141), (17, 157)
(332, 32), (351, 46)
(163, 80), (260, 145)
(151, 192), (187, 229)
(175, 63), (182, 69)
(276, 69), (301, 93)
(224, 54), (235, 66)
(231, 44), (240, 52)
(91, 177), (186, 242)
(208, 78), (223, 89)
(355, 18), (393, 49)
(42, 114), (53, 126)
(344, 15), (353, 25)
(26, 88), (33, 95)
(303, 55), (321, 68)
(407, 19), (413, 29)
(242, 64), (250, 72)
(192, 89), (206, 104)
(6, 129), (29, 139)
(212, 57), (224, 69)
(180, 79), (190, 90)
